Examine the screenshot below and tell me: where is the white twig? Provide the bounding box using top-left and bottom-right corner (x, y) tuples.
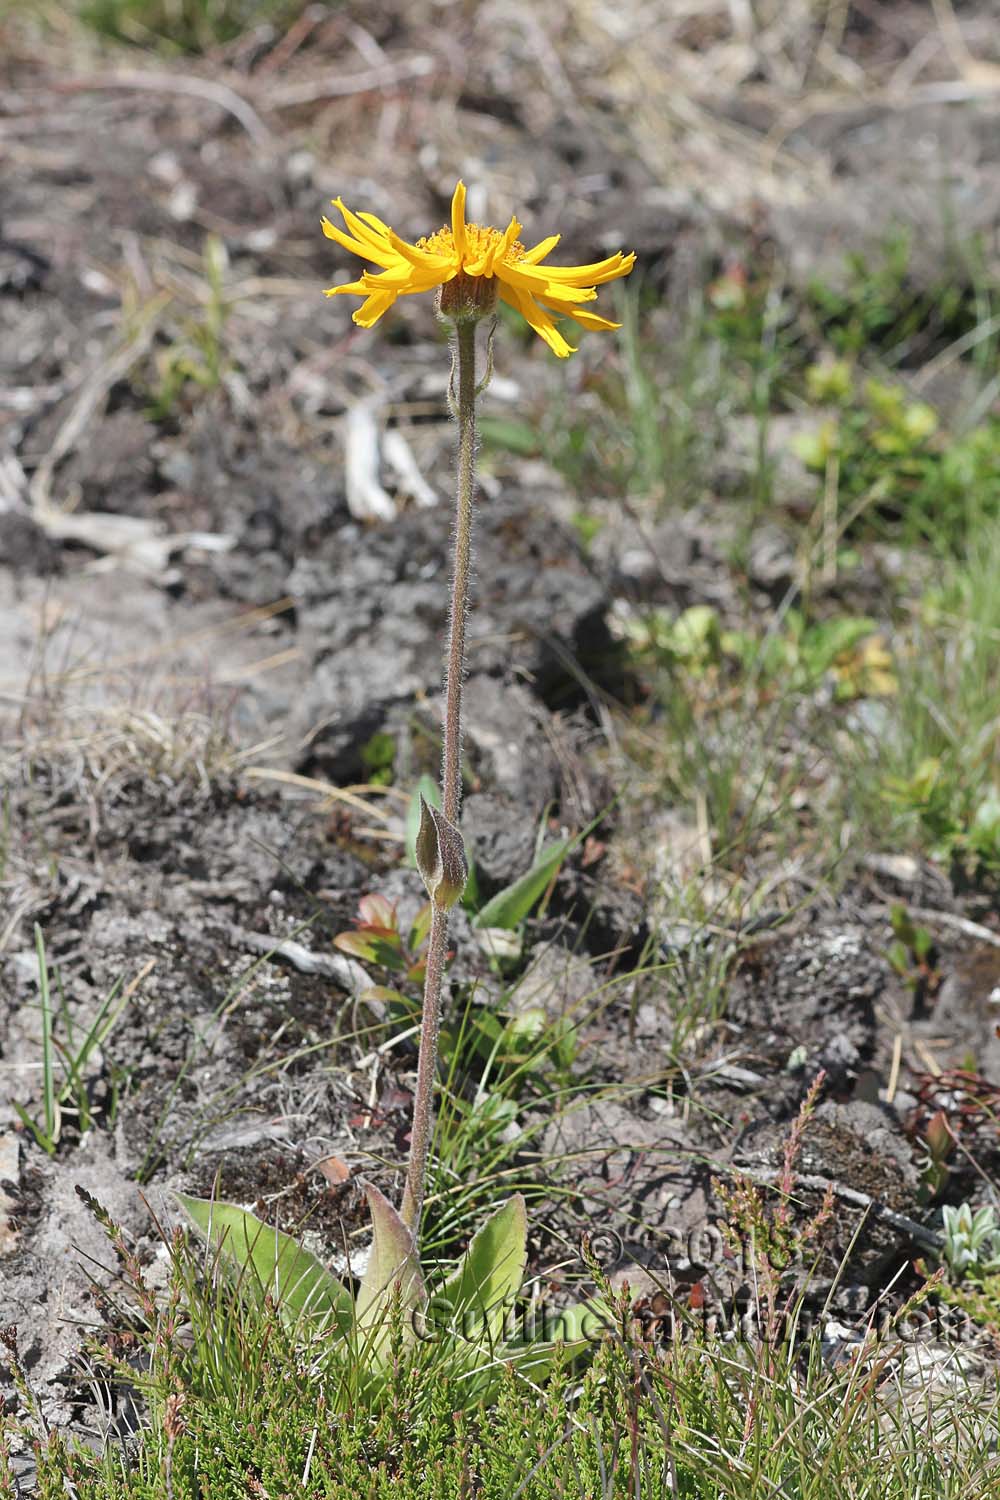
(264, 54), (433, 107)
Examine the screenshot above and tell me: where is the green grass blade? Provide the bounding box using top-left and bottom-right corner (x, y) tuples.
(34, 924), (59, 1148)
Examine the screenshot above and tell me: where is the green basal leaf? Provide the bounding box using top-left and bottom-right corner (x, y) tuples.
(355, 1185), (425, 1360)
(357, 893), (397, 930)
(435, 1193), (527, 1348)
(333, 932), (382, 962)
(471, 839), (570, 931)
(176, 1193), (352, 1334)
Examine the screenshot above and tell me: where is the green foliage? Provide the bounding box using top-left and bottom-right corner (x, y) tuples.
(426, 1194), (529, 1352)
(332, 892), (584, 1170)
(77, 0), (306, 52)
(887, 905), (938, 995)
(146, 237), (231, 420)
(728, 610), (895, 701)
(334, 892), (433, 986)
(478, 414), (540, 456)
(621, 601), (895, 703)
(794, 362), (1000, 548)
(706, 260), (801, 390)
(941, 1203), (1000, 1281)
(855, 520), (1000, 876)
(805, 228), (985, 361)
(142, 1185), (588, 1411)
(359, 730), (397, 786)
(15, 1289), (1000, 1499)
(13, 925), (134, 1155)
(935, 1204), (1000, 1334)
(355, 1185), (425, 1362)
(490, 282), (743, 507)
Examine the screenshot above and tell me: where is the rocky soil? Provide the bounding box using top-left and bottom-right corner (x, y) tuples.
(3, 0), (1000, 1465)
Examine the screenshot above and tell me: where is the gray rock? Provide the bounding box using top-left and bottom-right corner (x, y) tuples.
(462, 675), (559, 810)
(463, 791), (538, 893)
(506, 943), (595, 1024)
(292, 493), (612, 783)
(0, 512), (61, 575)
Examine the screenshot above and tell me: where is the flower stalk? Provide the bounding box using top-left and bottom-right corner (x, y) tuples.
(400, 318), (478, 1235)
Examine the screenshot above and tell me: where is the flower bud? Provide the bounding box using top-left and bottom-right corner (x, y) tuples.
(414, 796), (468, 909)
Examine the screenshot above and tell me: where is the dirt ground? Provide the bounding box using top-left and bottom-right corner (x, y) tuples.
(4, 0), (1000, 1461)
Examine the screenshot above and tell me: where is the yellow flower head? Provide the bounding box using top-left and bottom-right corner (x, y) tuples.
(322, 181), (636, 358)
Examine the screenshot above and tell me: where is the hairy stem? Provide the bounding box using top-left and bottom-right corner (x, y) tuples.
(401, 318), (477, 1236)
(442, 318), (476, 827)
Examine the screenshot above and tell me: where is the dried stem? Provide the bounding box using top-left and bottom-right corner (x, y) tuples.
(401, 318), (478, 1236)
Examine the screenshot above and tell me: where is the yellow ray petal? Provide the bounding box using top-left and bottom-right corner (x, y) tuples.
(321, 218), (397, 270)
(544, 303), (622, 332)
(353, 289), (399, 327)
(521, 234), (560, 265)
(324, 277), (370, 298)
(497, 262), (597, 303)
(526, 251), (636, 286)
(359, 265), (448, 293)
(331, 198), (393, 255)
(357, 210), (393, 237)
(451, 180), (468, 260)
(387, 229), (454, 271)
(499, 284), (575, 358)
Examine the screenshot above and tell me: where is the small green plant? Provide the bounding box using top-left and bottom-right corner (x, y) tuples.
(915, 1109), (954, 1204)
(887, 904), (940, 999)
(334, 892), (433, 990)
(359, 730), (397, 786)
(171, 1187), (592, 1409)
(794, 360), (1000, 548)
(727, 609), (896, 701)
(806, 228), (983, 362)
(940, 1203), (1000, 1281)
(12, 925), (136, 1156)
(932, 1202), (1000, 1335)
(714, 1071), (834, 1323)
(147, 237), (231, 420)
(332, 891), (579, 1097)
(620, 601), (895, 703)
